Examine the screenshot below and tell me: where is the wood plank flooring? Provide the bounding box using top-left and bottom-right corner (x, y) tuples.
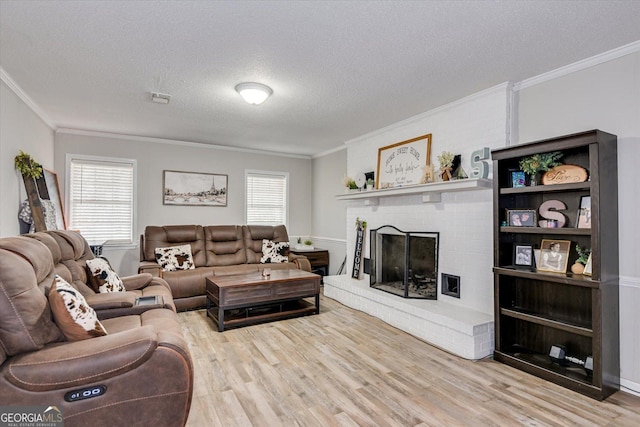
(179, 293), (640, 426)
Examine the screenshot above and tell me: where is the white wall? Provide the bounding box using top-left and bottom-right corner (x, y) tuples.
(0, 78), (55, 237)
(55, 130), (313, 275)
(516, 49), (640, 394)
(311, 147), (347, 274)
(343, 83), (511, 315)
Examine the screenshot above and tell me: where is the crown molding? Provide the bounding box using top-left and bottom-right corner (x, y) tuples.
(514, 40), (640, 91)
(0, 66), (56, 129)
(312, 144), (347, 159)
(55, 128), (312, 160)
(344, 82), (511, 146)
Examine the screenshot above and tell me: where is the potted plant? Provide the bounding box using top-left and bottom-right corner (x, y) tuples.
(14, 150), (43, 179)
(571, 245), (591, 274)
(366, 178), (375, 190)
(518, 151), (563, 185)
(295, 238), (314, 250)
(342, 175), (358, 192)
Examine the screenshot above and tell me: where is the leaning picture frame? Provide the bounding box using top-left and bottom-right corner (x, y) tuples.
(537, 239), (571, 273)
(507, 209), (537, 227)
(511, 171), (526, 188)
(583, 253), (593, 276)
(33, 169), (66, 230)
(577, 196), (591, 229)
(376, 134), (432, 189)
(163, 170), (228, 206)
(513, 243), (534, 268)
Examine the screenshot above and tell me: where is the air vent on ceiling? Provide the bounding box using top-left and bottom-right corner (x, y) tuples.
(150, 92), (171, 104)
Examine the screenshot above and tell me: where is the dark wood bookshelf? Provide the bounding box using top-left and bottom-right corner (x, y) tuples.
(491, 130), (619, 400)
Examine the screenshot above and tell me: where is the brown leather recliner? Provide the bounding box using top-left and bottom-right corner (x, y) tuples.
(0, 235), (193, 427)
(27, 230), (175, 319)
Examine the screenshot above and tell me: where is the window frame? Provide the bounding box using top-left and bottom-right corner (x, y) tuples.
(65, 153), (137, 248)
(244, 169), (289, 228)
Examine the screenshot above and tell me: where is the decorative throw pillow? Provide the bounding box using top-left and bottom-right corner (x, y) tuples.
(48, 275), (108, 341)
(260, 239), (289, 263)
(86, 257), (126, 293)
(154, 244), (195, 271)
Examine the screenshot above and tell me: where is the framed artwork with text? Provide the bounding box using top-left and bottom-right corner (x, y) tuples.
(376, 134), (432, 189)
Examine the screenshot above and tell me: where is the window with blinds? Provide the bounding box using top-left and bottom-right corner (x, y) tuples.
(67, 155), (136, 245)
(245, 170), (288, 226)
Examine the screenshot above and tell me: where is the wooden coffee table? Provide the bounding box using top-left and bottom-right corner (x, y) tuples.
(205, 269), (320, 332)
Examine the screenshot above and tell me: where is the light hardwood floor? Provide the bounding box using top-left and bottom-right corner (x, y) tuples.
(179, 293), (640, 426)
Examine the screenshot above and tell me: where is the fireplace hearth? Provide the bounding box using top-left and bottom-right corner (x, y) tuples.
(369, 225), (439, 299)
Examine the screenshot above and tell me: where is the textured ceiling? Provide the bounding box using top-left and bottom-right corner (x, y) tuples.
(1, 1), (639, 157)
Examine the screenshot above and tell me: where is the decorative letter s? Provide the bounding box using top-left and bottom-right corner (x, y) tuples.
(470, 147), (490, 179)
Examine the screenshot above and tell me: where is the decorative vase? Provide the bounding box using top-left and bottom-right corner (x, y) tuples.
(571, 263), (585, 275)
(529, 173), (539, 186)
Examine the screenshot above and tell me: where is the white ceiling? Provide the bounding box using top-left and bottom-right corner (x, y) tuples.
(1, 1), (639, 157)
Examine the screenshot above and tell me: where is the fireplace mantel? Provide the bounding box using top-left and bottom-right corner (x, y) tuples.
(336, 178), (492, 204)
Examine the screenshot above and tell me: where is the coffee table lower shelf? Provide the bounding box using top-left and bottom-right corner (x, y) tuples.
(207, 298), (318, 331)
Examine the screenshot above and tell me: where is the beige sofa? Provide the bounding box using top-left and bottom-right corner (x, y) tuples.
(0, 233), (193, 426)
(139, 224), (311, 310)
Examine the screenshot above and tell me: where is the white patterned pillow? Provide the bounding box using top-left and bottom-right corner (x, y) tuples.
(260, 239), (289, 263)
(48, 275), (108, 341)
(86, 257), (125, 293)
(154, 244), (196, 271)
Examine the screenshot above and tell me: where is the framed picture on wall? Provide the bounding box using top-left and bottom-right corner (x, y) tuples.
(376, 134), (432, 189)
(163, 170), (228, 206)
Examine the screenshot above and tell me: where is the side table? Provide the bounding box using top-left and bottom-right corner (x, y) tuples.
(290, 248), (329, 280)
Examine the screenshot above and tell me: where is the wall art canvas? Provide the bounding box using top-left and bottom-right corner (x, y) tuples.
(163, 170), (227, 206)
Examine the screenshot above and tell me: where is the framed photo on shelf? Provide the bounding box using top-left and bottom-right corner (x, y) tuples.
(511, 170), (526, 188)
(507, 209), (536, 227)
(513, 243), (534, 268)
(577, 196), (591, 228)
(583, 253), (593, 276)
(537, 239), (571, 273)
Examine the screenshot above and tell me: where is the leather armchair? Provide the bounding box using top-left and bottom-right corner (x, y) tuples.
(0, 235), (193, 427)
(27, 230), (175, 319)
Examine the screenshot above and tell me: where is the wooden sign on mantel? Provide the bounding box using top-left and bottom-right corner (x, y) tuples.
(542, 165), (588, 185)
(376, 134), (432, 189)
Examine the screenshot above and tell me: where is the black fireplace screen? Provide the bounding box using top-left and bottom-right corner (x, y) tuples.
(369, 225), (439, 299)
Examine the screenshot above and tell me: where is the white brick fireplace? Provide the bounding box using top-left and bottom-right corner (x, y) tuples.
(324, 83), (512, 360)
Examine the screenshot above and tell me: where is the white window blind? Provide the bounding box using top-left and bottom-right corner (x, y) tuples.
(68, 156), (135, 244)
(246, 171), (288, 226)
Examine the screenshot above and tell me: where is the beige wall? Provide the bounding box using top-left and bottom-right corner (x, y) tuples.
(0, 79), (55, 237)
(55, 130), (313, 275)
(311, 147), (347, 274)
(516, 50), (640, 393)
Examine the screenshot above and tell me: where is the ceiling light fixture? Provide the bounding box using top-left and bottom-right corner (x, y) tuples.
(235, 82), (273, 105)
